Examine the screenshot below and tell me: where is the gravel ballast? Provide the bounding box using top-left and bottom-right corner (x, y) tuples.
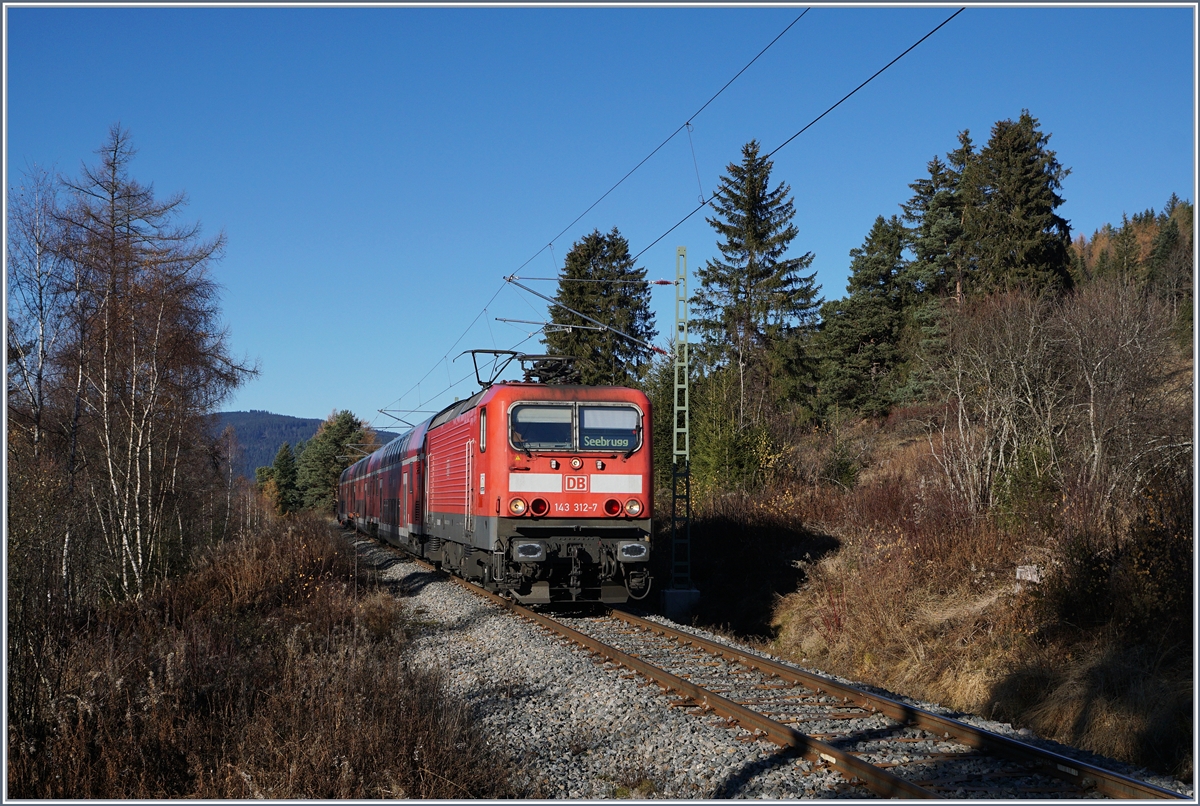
(380, 557), (867, 798)
(366, 543), (1192, 800)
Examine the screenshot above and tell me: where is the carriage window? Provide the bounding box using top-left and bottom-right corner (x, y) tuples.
(579, 406), (640, 452)
(479, 407), (487, 452)
(510, 405), (572, 451)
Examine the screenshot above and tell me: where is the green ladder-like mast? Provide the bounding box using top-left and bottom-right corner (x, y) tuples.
(671, 247), (692, 590)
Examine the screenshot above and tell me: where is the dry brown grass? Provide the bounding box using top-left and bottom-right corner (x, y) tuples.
(764, 435), (1193, 782)
(8, 511), (519, 798)
(987, 640), (1193, 779)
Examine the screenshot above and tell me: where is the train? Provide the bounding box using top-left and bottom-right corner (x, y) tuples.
(338, 371), (653, 605)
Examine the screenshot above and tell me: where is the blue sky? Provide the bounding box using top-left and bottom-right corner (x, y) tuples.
(5, 4), (1196, 429)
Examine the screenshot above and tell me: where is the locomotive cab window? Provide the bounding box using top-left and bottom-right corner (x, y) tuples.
(579, 406), (640, 452)
(511, 405), (573, 451)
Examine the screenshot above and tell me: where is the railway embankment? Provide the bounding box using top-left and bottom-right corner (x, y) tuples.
(666, 410), (1193, 787)
(14, 503), (1187, 798)
(354, 528), (1190, 798)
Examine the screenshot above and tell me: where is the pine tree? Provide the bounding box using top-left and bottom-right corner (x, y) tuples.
(961, 111), (1072, 294)
(692, 140), (820, 422)
(542, 228), (656, 386)
(817, 216), (908, 417)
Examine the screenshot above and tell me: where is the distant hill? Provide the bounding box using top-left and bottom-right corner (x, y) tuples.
(213, 411), (400, 480)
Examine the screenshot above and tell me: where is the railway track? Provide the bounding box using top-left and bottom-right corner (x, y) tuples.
(343, 528), (1186, 800)
(556, 611), (1187, 800)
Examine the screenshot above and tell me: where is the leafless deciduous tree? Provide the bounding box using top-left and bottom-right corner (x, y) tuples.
(1058, 278), (1191, 519)
(7, 128), (255, 749)
(53, 125), (253, 597)
(7, 163), (69, 456)
(7, 124), (256, 602)
(925, 280), (1191, 526)
(925, 291), (1065, 514)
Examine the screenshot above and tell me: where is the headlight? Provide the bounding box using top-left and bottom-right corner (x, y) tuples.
(570, 457), (583, 470)
(511, 541), (545, 562)
(509, 498), (527, 516)
(624, 498), (643, 517)
(617, 541), (649, 562)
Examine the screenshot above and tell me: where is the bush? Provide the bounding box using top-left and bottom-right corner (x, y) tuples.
(1036, 473), (1193, 646)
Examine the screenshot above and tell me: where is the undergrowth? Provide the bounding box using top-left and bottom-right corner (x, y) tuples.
(678, 417), (1192, 782)
(7, 512), (517, 798)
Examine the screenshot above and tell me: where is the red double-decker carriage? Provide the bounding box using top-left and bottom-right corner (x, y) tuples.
(338, 355), (652, 604)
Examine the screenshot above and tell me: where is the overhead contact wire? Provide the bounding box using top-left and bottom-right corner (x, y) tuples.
(764, 7), (964, 161)
(411, 330), (546, 412)
(512, 8), (810, 274)
(632, 7), (965, 263)
(374, 278), (509, 424)
(686, 123), (705, 204)
(381, 9), (812, 420)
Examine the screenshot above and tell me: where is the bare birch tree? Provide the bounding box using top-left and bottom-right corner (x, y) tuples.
(1058, 278), (1191, 518)
(53, 125), (254, 598)
(7, 163), (68, 456)
(925, 292), (1064, 514)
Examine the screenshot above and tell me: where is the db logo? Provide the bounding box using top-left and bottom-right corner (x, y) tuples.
(565, 475), (588, 492)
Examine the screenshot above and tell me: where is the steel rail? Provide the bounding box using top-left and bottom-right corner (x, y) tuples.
(424, 567), (937, 799)
(347, 531), (1186, 801)
(607, 608), (1187, 801)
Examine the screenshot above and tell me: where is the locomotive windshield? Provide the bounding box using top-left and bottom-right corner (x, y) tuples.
(511, 405), (573, 451)
(509, 403), (641, 453)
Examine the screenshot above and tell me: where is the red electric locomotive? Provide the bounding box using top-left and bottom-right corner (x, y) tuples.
(338, 358), (652, 605)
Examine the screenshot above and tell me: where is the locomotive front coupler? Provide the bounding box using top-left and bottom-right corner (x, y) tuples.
(566, 545), (583, 597)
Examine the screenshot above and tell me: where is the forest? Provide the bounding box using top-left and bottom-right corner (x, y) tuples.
(7, 110), (1193, 794)
(212, 410), (401, 480)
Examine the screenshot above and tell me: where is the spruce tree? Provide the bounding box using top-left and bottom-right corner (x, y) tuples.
(692, 140), (820, 421)
(271, 442), (300, 515)
(961, 111), (1072, 294)
(1146, 196), (1193, 344)
(894, 154), (964, 399)
(542, 228), (656, 386)
(1107, 215), (1141, 279)
(944, 131), (978, 302)
(901, 154), (961, 303)
(1088, 223), (1117, 280)
(817, 216), (908, 417)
